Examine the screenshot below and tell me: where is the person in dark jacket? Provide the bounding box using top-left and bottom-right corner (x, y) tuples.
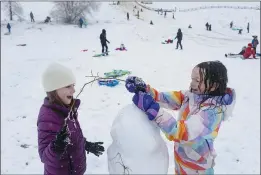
(247, 22), (249, 33)
(100, 29), (110, 55)
(175, 28), (183, 49)
(230, 21), (233, 28)
(7, 23), (11, 34)
(209, 24), (212, 31)
(79, 18), (83, 28)
(30, 12), (35, 22)
(205, 22), (209, 30)
(225, 46), (246, 57)
(238, 29), (242, 34)
(127, 12), (129, 20)
(44, 16), (51, 23)
(38, 63), (105, 175)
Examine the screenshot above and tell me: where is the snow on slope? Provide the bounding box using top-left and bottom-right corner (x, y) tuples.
(1, 2), (260, 174)
(144, 2), (260, 10)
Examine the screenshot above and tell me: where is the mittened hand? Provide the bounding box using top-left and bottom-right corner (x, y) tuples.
(125, 76), (147, 93)
(53, 124), (70, 154)
(85, 141), (105, 157)
(132, 91), (160, 120)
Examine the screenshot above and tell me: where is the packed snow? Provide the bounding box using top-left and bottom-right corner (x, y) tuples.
(107, 104), (169, 174)
(1, 2), (260, 174)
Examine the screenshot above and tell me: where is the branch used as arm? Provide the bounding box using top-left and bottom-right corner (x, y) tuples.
(64, 70), (125, 124)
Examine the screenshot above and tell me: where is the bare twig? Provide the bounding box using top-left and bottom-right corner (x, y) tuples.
(85, 75), (126, 82)
(64, 70), (126, 122)
(62, 70), (127, 156)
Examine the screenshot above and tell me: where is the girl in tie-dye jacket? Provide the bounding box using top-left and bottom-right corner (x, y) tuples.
(125, 61), (236, 174)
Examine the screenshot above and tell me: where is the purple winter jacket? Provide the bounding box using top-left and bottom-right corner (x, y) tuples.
(37, 97), (86, 175)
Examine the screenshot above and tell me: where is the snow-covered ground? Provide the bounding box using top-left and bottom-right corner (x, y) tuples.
(142, 2), (260, 10)
(1, 2), (260, 174)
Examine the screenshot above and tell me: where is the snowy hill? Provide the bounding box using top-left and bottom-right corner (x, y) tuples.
(1, 2), (260, 174)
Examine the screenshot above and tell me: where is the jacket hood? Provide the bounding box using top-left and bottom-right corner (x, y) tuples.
(193, 88), (236, 121)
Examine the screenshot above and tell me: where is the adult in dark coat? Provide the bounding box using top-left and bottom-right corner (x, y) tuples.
(175, 28), (183, 50)
(100, 29), (110, 54)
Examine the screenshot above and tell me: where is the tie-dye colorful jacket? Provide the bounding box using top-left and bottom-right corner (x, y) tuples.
(146, 85), (236, 172)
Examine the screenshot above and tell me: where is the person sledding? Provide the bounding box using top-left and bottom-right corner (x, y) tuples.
(100, 29), (110, 55)
(115, 43), (127, 51)
(225, 46), (246, 57)
(242, 43), (256, 59)
(163, 39), (173, 44)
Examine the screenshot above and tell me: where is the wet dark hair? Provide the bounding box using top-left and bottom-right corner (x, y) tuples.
(193, 60), (228, 109)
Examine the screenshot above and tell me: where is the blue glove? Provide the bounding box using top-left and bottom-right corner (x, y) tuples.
(132, 91), (160, 120)
(125, 76), (147, 93)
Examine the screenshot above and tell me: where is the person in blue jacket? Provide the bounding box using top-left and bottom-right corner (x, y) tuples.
(252, 36), (259, 52)
(7, 23), (11, 34)
(79, 18), (83, 28)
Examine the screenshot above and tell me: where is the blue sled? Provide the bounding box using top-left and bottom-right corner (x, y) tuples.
(98, 79), (119, 87)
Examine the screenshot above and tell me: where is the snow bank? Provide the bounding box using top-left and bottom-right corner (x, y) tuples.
(107, 104), (169, 174)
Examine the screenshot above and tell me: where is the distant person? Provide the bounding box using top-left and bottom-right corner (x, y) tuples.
(30, 11), (35, 22)
(100, 29), (110, 55)
(205, 22), (209, 30)
(230, 21), (233, 28)
(44, 16), (51, 23)
(7, 23), (11, 34)
(79, 18), (83, 28)
(175, 28), (183, 50)
(225, 46), (246, 57)
(252, 36), (259, 52)
(243, 43), (256, 59)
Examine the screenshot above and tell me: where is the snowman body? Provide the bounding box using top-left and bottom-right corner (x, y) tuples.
(107, 104), (169, 174)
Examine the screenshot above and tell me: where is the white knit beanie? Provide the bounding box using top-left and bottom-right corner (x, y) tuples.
(42, 62), (76, 92)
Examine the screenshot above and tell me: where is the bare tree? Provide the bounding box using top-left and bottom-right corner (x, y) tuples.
(50, 1), (100, 24)
(2, 1), (23, 21)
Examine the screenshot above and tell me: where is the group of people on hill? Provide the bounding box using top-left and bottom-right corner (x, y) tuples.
(230, 21), (250, 34)
(5, 11), (51, 35)
(226, 36), (259, 59)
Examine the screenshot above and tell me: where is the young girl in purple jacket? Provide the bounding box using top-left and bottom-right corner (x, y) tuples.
(37, 63), (104, 175)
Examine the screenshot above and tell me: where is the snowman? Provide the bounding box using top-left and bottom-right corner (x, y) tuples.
(107, 104), (169, 174)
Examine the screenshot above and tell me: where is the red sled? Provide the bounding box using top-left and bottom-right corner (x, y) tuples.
(115, 48), (127, 51)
